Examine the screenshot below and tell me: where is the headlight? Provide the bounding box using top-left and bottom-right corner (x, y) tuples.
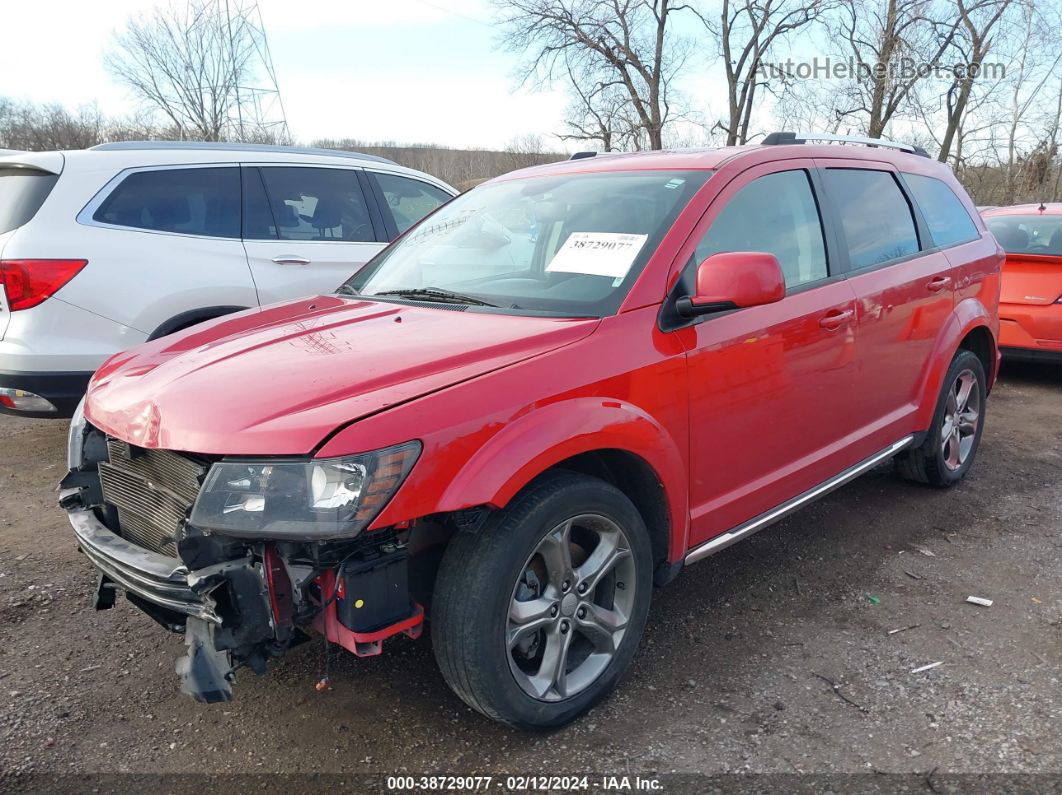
(189, 441), (421, 540)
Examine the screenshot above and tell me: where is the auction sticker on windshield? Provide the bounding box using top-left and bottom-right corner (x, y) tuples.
(546, 232), (648, 279)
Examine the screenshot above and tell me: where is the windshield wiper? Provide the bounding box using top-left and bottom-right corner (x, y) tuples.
(370, 287), (499, 307)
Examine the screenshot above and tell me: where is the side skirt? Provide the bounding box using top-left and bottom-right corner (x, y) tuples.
(684, 436), (914, 566)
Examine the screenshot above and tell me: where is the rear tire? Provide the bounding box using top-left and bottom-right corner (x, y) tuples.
(431, 470), (653, 729)
(896, 349), (986, 487)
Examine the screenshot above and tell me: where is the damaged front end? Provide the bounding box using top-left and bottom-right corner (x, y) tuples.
(60, 404), (425, 702)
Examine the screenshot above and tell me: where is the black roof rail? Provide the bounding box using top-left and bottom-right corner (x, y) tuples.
(761, 131), (929, 158)
(89, 140), (397, 165)
(569, 151), (598, 160)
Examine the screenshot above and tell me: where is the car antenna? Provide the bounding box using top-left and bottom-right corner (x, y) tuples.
(1038, 201), (1047, 212)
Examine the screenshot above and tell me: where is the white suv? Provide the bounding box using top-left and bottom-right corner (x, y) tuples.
(0, 142), (456, 417)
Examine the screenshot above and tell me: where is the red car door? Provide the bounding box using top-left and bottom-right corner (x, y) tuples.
(815, 162), (956, 457)
(672, 162), (861, 549)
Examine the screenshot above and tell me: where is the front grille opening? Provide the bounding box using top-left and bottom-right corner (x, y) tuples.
(97, 438), (208, 557)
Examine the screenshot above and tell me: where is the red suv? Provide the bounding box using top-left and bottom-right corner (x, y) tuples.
(62, 134), (1001, 729)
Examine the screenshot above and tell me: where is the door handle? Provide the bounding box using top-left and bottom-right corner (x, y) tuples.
(819, 308), (854, 331)
(926, 275), (951, 292)
(271, 255), (311, 266)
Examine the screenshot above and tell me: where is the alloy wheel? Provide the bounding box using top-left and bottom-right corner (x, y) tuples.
(940, 368), (980, 471)
(506, 514), (637, 702)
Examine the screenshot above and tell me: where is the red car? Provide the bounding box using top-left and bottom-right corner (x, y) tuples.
(982, 203), (1062, 363)
(61, 134), (1001, 728)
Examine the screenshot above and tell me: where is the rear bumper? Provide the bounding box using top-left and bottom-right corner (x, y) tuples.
(0, 369), (92, 417)
(999, 303), (1062, 361)
(1000, 345), (1062, 365)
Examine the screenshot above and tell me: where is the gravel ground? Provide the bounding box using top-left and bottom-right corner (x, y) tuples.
(0, 362), (1059, 792)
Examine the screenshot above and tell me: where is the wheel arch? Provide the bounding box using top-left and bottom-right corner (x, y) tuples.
(433, 398), (689, 569)
(914, 298), (997, 429)
(147, 305), (248, 341)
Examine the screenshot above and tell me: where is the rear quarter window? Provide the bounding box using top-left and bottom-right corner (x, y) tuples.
(903, 173), (979, 248)
(92, 167), (240, 238)
(0, 168), (59, 235)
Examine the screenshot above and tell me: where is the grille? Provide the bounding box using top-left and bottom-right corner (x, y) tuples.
(98, 438), (207, 557)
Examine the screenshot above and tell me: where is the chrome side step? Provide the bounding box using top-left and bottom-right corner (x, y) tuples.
(684, 436), (914, 565)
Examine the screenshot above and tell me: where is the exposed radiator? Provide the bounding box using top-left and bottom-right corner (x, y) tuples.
(98, 438), (206, 557)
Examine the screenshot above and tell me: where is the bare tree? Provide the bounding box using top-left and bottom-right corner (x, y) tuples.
(825, 0), (961, 137)
(105, 0), (260, 141)
(494, 0), (693, 150)
(695, 0), (831, 145)
(936, 0), (1015, 163)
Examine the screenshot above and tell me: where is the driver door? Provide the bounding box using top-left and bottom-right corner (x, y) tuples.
(240, 165), (388, 304)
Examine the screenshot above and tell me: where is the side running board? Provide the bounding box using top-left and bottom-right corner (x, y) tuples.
(684, 436), (914, 565)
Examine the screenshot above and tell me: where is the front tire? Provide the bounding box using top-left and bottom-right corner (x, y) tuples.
(431, 471), (653, 729)
(896, 348), (987, 487)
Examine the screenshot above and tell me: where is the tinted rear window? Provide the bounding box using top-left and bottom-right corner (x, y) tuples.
(93, 167), (240, 238)
(903, 173), (978, 248)
(822, 169), (919, 268)
(984, 214), (1062, 255)
(0, 168), (59, 235)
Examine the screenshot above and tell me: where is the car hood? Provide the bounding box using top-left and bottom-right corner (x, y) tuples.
(85, 296), (599, 455)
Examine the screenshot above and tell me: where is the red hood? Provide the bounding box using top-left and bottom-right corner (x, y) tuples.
(86, 297), (598, 455)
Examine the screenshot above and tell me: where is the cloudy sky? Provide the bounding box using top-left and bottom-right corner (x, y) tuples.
(0, 0), (581, 149)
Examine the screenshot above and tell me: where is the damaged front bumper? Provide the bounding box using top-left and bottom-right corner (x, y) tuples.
(66, 500), (220, 624)
(63, 485), (425, 705)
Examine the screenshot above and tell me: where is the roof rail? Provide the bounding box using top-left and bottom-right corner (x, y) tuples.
(761, 131), (929, 158)
(569, 151), (598, 160)
(88, 140), (397, 165)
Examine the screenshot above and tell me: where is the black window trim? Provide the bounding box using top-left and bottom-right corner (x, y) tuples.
(896, 171), (983, 254)
(248, 163), (385, 244)
(77, 163), (243, 241)
(816, 166), (927, 277)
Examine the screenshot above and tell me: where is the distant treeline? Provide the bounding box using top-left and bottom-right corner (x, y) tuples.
(311, 137), (566, 190)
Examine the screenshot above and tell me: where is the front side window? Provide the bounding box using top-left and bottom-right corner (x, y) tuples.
(93, 167), (240, 238)
(822, 169), (919, 268)
(344, 170), (710, 317)
(695, 169), (828, 289)
(984, 214), (1062, 255)
(903, 173), (978, 248)
(256, 167), (375, 242)
(373, 173), (451, 234)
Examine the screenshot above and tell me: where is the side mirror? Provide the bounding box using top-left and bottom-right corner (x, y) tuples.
(676, 251), (786, 318)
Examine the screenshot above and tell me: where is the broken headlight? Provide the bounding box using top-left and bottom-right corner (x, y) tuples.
(189, 441), (421, 540)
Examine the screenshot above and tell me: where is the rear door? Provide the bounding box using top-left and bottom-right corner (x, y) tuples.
(241, 165), (387, 304)
(815, 161), (956, 456)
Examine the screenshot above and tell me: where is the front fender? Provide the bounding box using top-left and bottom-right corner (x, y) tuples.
(434, 398), (688, 559)
(913, 297), (996, 430)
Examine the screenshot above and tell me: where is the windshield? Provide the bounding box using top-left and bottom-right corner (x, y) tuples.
(0, 168), (59, 235)
(343, 170), (711, 316)
(985, 214), (1062, 256)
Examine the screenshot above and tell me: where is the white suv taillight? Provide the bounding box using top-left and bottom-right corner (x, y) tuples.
(0, 259), (87, 311)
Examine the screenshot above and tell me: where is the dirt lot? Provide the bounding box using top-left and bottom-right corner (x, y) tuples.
(1, 363), (1060, 791)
